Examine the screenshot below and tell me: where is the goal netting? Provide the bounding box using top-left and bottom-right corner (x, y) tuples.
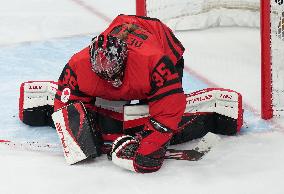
(136, 0), (284, 119)
(268, 1), (284, 118)
(140, 0), (260, 30)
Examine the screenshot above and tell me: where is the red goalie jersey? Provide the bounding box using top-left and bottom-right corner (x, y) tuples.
(54, 14), (186, 132)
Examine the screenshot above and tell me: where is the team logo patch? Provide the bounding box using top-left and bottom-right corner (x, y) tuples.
(61, 88), (71, 103)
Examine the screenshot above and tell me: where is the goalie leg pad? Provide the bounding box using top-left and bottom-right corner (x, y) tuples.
(52, 102), (102, 164)
(124, 88), (243, 145)
(19, 81), (57, 127)
(185, 88), (243, 132)
(171, 88), (243, 144)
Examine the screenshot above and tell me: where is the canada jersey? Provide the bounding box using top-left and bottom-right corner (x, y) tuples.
(54, 15), (186, 132)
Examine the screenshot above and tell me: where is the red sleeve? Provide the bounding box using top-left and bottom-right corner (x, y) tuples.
(147, 55), (186, 132)
(156, 20), (185, 64)
(54, 59), (95, 111)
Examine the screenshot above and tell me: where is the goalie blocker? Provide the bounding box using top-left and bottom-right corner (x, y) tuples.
(52, 102), (102, 164)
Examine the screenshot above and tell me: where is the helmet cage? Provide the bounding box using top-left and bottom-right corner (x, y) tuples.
(90, 35), (128, 86)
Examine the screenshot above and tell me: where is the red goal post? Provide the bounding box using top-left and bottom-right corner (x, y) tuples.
(136, 0), (284, 120)
(260, 0), (273, 119)
(136, 0), (147, 16)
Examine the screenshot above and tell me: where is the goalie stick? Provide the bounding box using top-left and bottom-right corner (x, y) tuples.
(166, 132), (221, 161)
(0, 132), (221, 161)
(165, 149), (205, 161)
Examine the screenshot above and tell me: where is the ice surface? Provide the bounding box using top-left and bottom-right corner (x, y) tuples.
(0, 1), (284, 194)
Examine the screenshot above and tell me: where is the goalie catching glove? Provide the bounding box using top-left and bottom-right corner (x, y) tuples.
(111, 118), (173, 173)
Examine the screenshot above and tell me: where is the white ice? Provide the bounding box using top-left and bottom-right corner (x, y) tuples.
(0, 1), (284, 194)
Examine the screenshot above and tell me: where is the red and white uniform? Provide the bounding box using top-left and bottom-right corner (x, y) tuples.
(18, 15), (243, 173)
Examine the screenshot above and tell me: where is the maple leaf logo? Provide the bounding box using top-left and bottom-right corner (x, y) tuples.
(61, 88), (71, 103)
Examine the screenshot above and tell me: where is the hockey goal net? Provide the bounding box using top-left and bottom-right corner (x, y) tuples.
(136, 0), (284, 119)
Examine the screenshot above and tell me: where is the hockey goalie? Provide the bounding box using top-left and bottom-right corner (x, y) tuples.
(18, 14), (243, 173)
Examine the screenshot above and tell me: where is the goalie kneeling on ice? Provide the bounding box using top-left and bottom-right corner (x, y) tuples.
(19, 81), (243, 163)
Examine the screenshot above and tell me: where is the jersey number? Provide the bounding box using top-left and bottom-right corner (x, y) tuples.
(152, 58), (179, 87)
(62, 66), (78, 91)
(110, 24), (148, 48)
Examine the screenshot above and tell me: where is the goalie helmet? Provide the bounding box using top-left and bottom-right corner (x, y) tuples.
(90, 35), (128, 87)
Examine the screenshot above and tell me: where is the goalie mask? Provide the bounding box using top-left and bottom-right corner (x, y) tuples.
(90, 35), (128, 87)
